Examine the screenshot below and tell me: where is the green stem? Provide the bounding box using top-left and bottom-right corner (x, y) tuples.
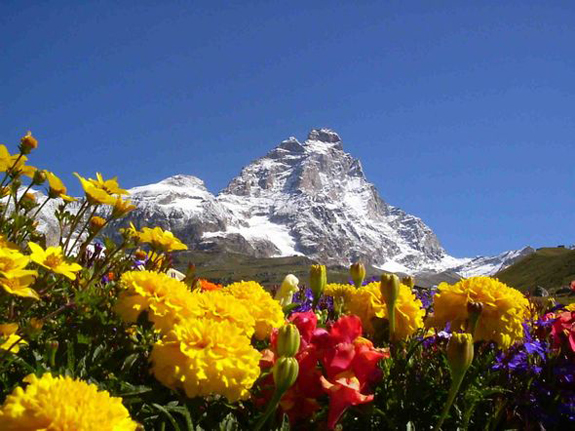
(0, 154), (24, 188)
(253, 390), (283, 431)
(63, 200), (90, 252)
(435, 371), (466, 430)
(387, 304), (396, 342)
(31, 196), (51, 219)
(68, 206), (98, 255)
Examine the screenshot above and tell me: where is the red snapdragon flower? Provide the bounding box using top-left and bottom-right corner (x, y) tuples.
(550, 311), (575, 353)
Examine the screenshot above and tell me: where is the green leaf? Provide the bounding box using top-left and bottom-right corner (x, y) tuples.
(152, 403), (181, 431)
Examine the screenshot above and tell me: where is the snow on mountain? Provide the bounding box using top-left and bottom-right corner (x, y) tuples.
(442, 246), (536, 277)
(112, 128), (533, 276)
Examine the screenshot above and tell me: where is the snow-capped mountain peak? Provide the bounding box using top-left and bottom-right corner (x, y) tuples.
(110, 128), (534, 276)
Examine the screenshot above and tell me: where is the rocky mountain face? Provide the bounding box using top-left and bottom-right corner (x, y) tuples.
(117, 128), (531, 275)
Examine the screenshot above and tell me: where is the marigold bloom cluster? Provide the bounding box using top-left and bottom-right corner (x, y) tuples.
(190, 289), (256, 337)
(324, 283), (356, 304)
(224, 280), (285, 340)
(115, 270), (197, 333)
(150, 318), (261, 402)
(429, 276), (529, 349)
(0, 373), (138, 431)
(346, 281), (424, 339)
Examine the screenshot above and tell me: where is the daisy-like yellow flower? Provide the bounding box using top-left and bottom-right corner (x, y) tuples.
(0, 373), (138, 431)
(115, 270), (199, 333)
(0, 323), (27, 353)
(0, 235), (18, 250)
(28, 242), (83, 280)
(0, 274), (39, 300)
(223, 281), (284, 340)
(74, 173), (117, 206)
(428, 276), (530, 349)
(137, 226), (188, 252)
(0, 247), (37, 279)
(89, 172), (129, 195)
(111, 196), (136, 218)
(150, 318), (261, 402)
(44, 171), (76, 202)
(0, 145), (36, 177)
(347, 281), (424, 339)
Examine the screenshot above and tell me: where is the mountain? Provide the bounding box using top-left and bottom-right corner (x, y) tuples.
(31, 127), (530, 278)
(123, 129), (456, 271)
(496, 247), (575, 292)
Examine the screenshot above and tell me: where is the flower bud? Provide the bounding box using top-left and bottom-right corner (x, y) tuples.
(466, 301), (483, 336)
(88, 216), (106, 234)
(309, 264), (327, 307)
(22, 192), (36, 203)
(19, 131), (38, 154)
(275, 274), (299, 306)
(381, 274), (400, 307)
(446, 333), (474, 377)
(47, 340), (59, 367)
(350, 262), (366, 288)
(134, 249), (147, 261)
(401, 276), (415, 289)
(273, 356), (299, 394)
(32, 169), (47, 185)
(276, 323), (301, 357)
(381, 273), (400, 341)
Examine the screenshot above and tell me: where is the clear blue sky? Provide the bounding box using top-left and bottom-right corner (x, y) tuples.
(1, 1), (573, 257)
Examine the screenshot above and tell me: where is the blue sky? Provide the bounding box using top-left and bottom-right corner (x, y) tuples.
(1, 1), (573, 257)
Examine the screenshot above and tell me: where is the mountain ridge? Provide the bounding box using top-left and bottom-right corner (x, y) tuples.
(117, 128), (532, 276)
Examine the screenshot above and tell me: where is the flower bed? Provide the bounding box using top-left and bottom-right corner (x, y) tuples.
(0, 132), (573, 429)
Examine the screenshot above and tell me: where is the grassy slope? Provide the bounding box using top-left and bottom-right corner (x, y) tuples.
(496, 247), (575, 292)
(172, 250), (377, 287)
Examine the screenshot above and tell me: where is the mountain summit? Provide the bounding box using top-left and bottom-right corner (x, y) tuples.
(121, 128), (530, 274)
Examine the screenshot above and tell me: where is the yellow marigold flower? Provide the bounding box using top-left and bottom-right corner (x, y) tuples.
(150, 318), (261, 402)
(190, 289), (256, 337)
(115, 270), (198, 333)
(74, 172), (117, 205)
(0, 323), (27, 353)
(28, 242), (83, 280)
(428, 276), (529, 349)
(223, 281), (284, 340)
(0, 274), (39, 300)
(138, 226), (188, 252)
(347, 281), (424, 339)
(0, 373), (138, 430)
(45, 170), (76, 202)
(324, 283), (357, 304)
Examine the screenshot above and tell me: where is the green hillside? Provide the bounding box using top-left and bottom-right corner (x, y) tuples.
(172, 250), (378, 287)
(496, 247), (575, 293)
